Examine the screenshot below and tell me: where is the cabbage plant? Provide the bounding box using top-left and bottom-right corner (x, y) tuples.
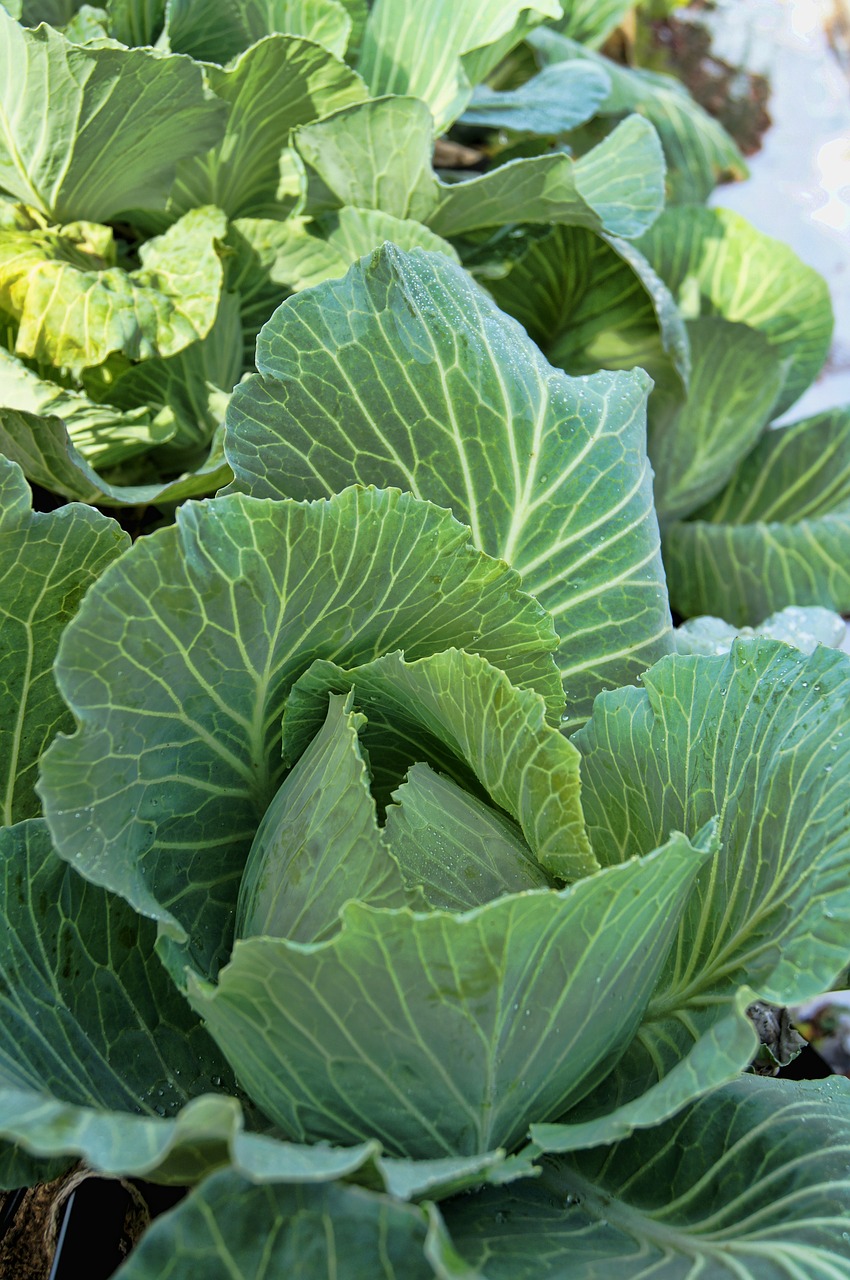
(3, 239), (850, 1275)
(2, 1), (850, 1275)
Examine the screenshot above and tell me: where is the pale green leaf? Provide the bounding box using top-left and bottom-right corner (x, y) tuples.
(385, 763), (550, 910)
(167, 35), (367, 221)
(61, 5), (114, 44)
(0, 461), (128, 823)
(548, 0), (633, 47)
(186, 839), (704, 1157)
(0, 205), (226, 374)
(38, 486), (562, 974)
(0, 347), (171, 468)
(675, 606), (847, 657)
(281, 649), (594, 880)
(236, 692), (411, 944)
(664, 408), (850, 624)
(224, 244), (673, 724)
(637, 205), (833, 416)
(295, 96), (440, 222)
(0, 10), (226, 222)
(650, 317), (785, 523)
(445, 1076), (850, 1278)
(0, 407), (232, 505)
(461, 61), (610, 135)
(81, 289), (243, 456)
(358, 0), (562, 133)
(429, 115), (664, 239)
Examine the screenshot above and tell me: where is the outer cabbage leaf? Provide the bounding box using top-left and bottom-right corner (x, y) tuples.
(167, 35), (367, 221)
(0, 459), (128, 824)
(0, 205), (226, 375)
(649, 317), (785, 523)
(0, 10), (226, 223)
(460, 61), (610, 135)
(0, 347), (171, 470)
(675, 605), (847, 657)
(185, 838), (705, 1158)
(445, 1076), (850, 1279)
(0, 407), (232, 506)
(0, 819), (243, 1179)
(536, 639), (850, 1153)
(637, 205), (833, 416)
(4, 820), (511, 1192)
(38, 486), (564, 975)
(547, 0), (633, 47)
(225, 245), (673, 725)
(530, 29), (747, 204)
(104, 0), (165, 46)
(165, 0), (353, 62)
(295, 96), (441, 222)
(478, 224), (689, 390)
(357, 0), (562, 134)
(664, 408), (850, 624)
(112, 1175), (440, 1280)
(429, 116), (664, 240)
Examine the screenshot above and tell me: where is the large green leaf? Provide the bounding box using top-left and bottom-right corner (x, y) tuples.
(295, 96), (440, 222)
(478, 223), (688, 388)
(0, 820), (238, 1134)
(445, 1076), (850, 1278)
(664, 408), (850, 624)
(225, 244), (673, 724)
(113, 1174), (438, 1280)
(649, 317), (785, 523)
(104, 0), (165, 46)
(357, 0), (562, 133)
(538, 640), (850, 1150)
(0, 206), (226, 375)
(236, 692), (412, 945)
(530, 29), (747, 204)
(165, 0), (353, 62)
(428, 116), (664, 239)
(0, 347), (171, 470)
(38, 486), (563, 974)
(0, 10), (226, 222)
(281, 649), (593, 879)
(81, 290), (242, 457)
(186, 838), (705, 1158)
(167, 35), (367, 221)
(461, 61), (610, 136)
(0, 406), (232, 506)
(548, 0), (633, 47)
(637, 205), (833, 416)
(0, 460), (127, 824)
